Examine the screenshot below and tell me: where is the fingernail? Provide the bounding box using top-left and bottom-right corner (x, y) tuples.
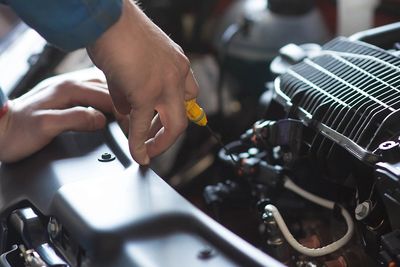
(142, 156), (150, 166)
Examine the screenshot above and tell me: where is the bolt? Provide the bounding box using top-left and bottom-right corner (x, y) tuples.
(248, 148), (259, 157)
(102, 153), (111, 159)
(198, 248), (214, 260)
(379, 141), (398, 150)
(267, 237), (283, 246)
(98, 152), (115, 162)
(355, 201), (371, 221)
(48, 217), (61, 240)
(262, 211), (274, 222)
(257, 199), (271, 213)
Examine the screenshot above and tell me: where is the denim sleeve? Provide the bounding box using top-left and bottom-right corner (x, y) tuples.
(0, 88), (7, 107)
(1, 0), (122, 51)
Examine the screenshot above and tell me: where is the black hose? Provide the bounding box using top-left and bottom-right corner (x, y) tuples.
(218, 140), (243, 166)
(217, 18), (253, 118)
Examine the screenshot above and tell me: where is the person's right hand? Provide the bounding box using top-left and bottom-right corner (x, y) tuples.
(87, 0), (199, 165)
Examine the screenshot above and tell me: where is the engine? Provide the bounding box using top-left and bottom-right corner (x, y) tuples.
(1, 12), (400, 267)
(203, 25), (400, 266)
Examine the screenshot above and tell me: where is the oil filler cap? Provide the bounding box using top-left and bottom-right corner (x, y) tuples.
(268, 0), (314, 15)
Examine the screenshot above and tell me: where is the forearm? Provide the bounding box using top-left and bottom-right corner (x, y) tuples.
(87, 0), (157, 74)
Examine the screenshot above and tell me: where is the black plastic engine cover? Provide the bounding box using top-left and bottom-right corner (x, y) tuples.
(0, 122), (282, 267)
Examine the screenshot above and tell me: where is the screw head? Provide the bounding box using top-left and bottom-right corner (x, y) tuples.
(98, 152), (115, 162)
(198, 248), (214, 260)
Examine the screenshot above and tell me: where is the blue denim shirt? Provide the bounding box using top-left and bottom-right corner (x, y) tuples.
(0, 0), (122, 51)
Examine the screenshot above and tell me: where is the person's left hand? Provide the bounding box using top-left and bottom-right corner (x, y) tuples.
(0, 79), (114, 163)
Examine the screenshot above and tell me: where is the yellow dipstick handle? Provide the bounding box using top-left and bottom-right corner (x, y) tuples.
(185, 99), (208, 126)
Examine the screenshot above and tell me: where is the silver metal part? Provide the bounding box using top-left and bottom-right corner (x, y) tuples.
(47, 217), (61, 240)
(19, 245), (47, 267)
(355, 201), (371, 221)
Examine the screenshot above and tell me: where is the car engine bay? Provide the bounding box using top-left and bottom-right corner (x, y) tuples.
(1, 1), (400, 267)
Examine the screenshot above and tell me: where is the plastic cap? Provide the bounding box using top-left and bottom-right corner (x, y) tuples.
(268, 0), (314, 15)
(185, 99), (208, 127)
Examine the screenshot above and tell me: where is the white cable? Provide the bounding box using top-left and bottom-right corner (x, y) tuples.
(264, 178), (354, 257)
(284, 178), (334, 210)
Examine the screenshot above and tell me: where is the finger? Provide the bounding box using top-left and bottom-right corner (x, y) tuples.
(39, 107), (107, 136)
(129, 107), (155, 165)
(44, 81), (114, 113)
(85, 81), (108, 90)
(19, 79), (107, 104)
(146, 98), (187, 158)
(184, 70), (199, 100)
(147, 113), (162, 139)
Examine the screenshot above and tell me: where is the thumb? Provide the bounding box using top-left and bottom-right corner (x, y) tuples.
(129, 107), (155, 165)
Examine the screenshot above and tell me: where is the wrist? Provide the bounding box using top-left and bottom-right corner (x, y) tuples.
(86, 0), (148, 72)
(0, 90), (9, 121)
(0, 101), (8, 120)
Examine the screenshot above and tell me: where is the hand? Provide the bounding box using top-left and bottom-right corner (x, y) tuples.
(87, 0), (199, 165)
(0, 79), (114, 163)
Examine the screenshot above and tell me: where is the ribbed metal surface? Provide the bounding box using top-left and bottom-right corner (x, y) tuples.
(276, 37), (400, 163)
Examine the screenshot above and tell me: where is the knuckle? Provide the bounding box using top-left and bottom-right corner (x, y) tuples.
(164, 57), (191, 86)
(178, 55), (190, 74)
(83, 109), (97, 130)
(163, 43), (192, 86)
(52, 80), (77, 96)
(56, 80), (77, 91)
(174, 44), (185, 54)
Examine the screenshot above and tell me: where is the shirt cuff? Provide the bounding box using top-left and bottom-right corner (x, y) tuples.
(6, 0), (123, 51)
(0, 89), (8, 120)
